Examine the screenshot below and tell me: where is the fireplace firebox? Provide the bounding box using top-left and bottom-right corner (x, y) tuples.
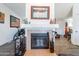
(31, 33), (49, 49)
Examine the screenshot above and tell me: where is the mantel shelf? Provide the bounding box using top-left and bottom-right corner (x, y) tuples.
(21, 24), (59, 30)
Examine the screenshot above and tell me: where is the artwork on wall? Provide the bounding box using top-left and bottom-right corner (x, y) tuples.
(31, 6), (50, 19)
(0, 12), (5, 23)
(10, 15), (20, 28)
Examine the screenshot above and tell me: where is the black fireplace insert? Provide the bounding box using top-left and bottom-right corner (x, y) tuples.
(31, 33), (49, 49)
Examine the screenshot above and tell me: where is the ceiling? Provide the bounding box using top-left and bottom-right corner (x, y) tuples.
(55, 3), (73, 20)
(3, 3), (26, 19)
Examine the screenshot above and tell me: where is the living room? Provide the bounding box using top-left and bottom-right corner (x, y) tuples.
(0, 2), (79, 56)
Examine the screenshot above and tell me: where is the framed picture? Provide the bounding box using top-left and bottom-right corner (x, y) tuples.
(0, 12), (5, 23)
(31, 6), (50, 19)
(10, 15), (20, 28)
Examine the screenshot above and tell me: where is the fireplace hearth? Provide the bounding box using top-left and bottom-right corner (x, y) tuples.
(31, 33), (49, 49)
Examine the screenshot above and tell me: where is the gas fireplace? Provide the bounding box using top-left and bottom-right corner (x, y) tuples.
(31, 33), (49, 49)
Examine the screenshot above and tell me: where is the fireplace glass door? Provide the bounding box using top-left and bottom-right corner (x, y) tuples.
(31, 33), (49, 49)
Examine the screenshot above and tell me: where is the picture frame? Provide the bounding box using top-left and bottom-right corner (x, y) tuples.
(0, 12), (5, 23)
(10, 15), (20, 28)
(31, 6), (50, 19)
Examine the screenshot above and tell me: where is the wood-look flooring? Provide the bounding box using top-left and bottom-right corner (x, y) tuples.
(24, 37), (79, 56)
(24, 49), (56, 56)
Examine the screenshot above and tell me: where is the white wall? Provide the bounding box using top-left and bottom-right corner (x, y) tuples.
(0, 4), (21, 46)
(56, 19), (65, 35)
(66, 18), (73, 28)
(71, 4), (79, 45)
(55, 3), (73, 20)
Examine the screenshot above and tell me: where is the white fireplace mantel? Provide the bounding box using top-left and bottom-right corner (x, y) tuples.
(21, 24), (59, 30)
